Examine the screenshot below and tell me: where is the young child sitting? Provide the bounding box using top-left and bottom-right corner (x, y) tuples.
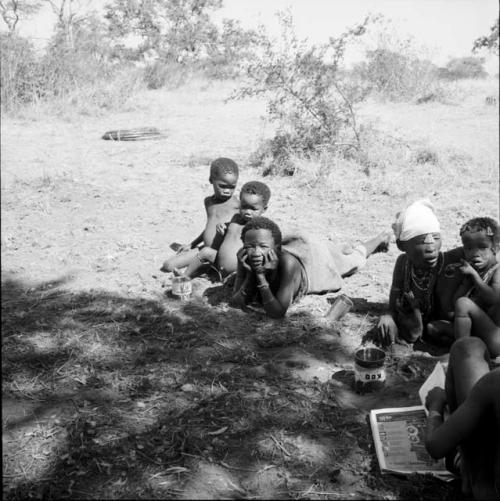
(425, 337), (500, 499)
(452, 217), (500, 357)
(164, 180), (271, 279)
(231, 216), (391, 318)
(161, 157), (239, 276)
(215, 181), (271, 277)
(377, 199), (464, 346)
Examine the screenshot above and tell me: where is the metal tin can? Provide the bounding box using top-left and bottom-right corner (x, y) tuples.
(354, 346), (386, 393)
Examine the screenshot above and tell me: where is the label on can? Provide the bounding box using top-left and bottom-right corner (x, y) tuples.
(173, 280), (192, 296)
(178, 282), (192, 295)
(354, 364), (386, 383)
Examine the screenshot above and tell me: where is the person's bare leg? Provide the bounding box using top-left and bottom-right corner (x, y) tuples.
(161, 248), (199, 273)
(455, 297), (500, 357)
(361, 231), (393, 257)
(445, 337), (490, 411)
(444, 337), (491, 496)
(183, 247), (217, 278)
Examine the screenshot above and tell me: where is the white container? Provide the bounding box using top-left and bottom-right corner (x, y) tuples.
(171, 276), (192, 300)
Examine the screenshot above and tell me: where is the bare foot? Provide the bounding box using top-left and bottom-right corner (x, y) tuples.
(373, 230), (393, 253)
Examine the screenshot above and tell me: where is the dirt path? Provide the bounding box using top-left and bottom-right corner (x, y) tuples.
(2, 79), (498, 499)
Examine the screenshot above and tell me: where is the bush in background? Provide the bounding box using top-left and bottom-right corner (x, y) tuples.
(235, 12), (372, 175)
(355, 48), (439, 101)
(0, 33), (39, 109)
(438, 57), (487, 80)
(0, 13), (144, 113)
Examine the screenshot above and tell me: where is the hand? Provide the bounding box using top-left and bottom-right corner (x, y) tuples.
(176, 244), (191, 254)
(216, 223), (227, 235)
(237, 248), (251, 271)
(402, 291), (419, 310)
(376, 314), (398, 346)
(247, 250), (265, 274)
(459, 259), (477, 277)
(263, 249), (279, 270)
(425, 387), (447, 413)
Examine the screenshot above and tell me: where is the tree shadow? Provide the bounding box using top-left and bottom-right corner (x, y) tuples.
(2, 272), (455, 500)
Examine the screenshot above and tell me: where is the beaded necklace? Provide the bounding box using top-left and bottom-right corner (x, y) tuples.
(403, 253), (443, 320)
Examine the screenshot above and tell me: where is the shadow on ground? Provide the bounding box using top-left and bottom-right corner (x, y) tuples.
(2, 272), (458, 500)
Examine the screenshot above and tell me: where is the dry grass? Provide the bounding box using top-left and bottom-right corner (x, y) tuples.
(2, 75), (498, 499)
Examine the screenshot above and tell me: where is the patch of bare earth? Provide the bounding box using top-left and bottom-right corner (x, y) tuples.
(2, 78), (497, 499)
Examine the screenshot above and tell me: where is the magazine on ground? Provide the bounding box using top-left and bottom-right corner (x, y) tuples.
(369, 361), (454, 480)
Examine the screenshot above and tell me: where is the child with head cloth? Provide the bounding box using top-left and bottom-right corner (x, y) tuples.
(377, 199), (464, 345)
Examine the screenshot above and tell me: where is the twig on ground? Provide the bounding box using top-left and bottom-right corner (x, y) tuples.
(136, 449), (163, 466)
(269, 434), (291, 457)
(354, 313), (370, 338)
(219, 460), (259, 472)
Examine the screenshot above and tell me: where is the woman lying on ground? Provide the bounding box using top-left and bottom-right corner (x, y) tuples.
(230, 216), (390, 318)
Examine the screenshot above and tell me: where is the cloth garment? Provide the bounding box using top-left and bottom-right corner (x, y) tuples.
(282, 232), (367, 295)
(392, 199), (441, 242)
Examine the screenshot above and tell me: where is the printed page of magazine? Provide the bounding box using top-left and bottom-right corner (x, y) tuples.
(370, 406), (453, 480)
(370, 362), (453, 480)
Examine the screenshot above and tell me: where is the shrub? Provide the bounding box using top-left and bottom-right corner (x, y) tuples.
(415, 148), (439, 165)
(359, 48), (439, 101)
(438, 57), (487, 80)
(234, 12), (372, 175)
(1, 16), (142, 113)
(0, 34), (40, 109)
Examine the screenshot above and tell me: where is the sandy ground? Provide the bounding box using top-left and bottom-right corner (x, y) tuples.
(1, 78), (499, 499)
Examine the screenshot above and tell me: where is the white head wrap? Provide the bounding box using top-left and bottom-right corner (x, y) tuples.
(392, 199), (440, 242)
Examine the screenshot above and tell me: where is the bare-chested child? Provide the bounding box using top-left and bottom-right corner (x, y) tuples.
(425, 337), (500, 499)
(231, 217), (391, 318)
(215, 181), (271, 277)
(161, 157), (239, 276)
(452, 217), (500, 357)
(377, 199), (464, 346)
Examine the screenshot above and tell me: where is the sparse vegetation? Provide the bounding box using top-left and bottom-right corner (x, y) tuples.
(233, 12), (373, 175)
(1, 3), (499, 499)
(438, 56), (487, 80)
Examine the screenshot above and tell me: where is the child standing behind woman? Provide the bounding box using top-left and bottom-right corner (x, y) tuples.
(452, 217), (500, 357)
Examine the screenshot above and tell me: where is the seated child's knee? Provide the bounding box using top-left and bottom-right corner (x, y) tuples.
(198, 247), (212, 261)
(455, 296), (474, 316)
(451, 336), (486, 358)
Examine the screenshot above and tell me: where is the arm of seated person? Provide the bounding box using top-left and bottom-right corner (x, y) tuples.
(452, 277), (473, 305)
(424, 372), (497, 459)
(459, 262), (500, 306)
(186, 197), (214, 250)
(231, 251), (255, 308)
(377, 255), (404, 344)
(255, 252), (302, 318)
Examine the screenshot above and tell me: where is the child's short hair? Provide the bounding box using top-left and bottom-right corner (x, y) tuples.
(460, 217), (500, 248)
(240, 181), (271, 206)
(210, 158), (239, 180)
(241, 216), (282, 245)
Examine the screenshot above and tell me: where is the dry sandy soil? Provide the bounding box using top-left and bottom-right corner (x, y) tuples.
(1, 78), (498, 499)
